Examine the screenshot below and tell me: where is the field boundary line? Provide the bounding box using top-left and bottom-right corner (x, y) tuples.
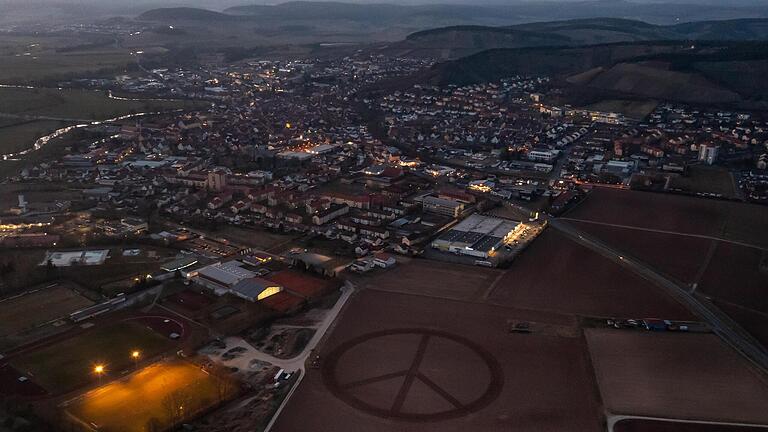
(560, 217), (768, 251)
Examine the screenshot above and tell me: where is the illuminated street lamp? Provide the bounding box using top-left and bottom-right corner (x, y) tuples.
(94, 364), (105, 383)
(132, 350), (140, 369)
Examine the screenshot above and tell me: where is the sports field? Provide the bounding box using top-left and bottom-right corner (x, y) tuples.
(11, 320), (175, 394)
(0, 283), (92, 336)
(65, 361), (234, 432)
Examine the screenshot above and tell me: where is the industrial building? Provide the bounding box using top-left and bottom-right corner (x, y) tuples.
(431, 214), (522, 259)
(190, 260), (283, 302)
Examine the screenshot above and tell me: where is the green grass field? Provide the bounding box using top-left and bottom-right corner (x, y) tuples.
(0, 87), (205, 121)
(668, 165), (737, 198)
(67, 361), (235, 432)
(0, 34), (136, 84)
(0, 119), (70, 154)
(11, 321), (175, 394)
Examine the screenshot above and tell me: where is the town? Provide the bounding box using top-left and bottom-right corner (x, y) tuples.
(1, 8), (768, 432)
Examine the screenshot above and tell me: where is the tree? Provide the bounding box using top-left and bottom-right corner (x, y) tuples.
(161, 389), (191, 427)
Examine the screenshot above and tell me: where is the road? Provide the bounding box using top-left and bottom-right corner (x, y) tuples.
(205, 282), (355, 431)
(550, 218), (768, 374)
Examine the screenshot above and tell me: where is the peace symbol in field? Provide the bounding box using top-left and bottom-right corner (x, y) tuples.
(322, 328), (503, 422)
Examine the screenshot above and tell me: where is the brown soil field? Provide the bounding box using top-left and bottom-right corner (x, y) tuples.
(712, 301), (768, 349)
(489, 230), (694, 319)
(566, 189), (768, 248)
(587, 329), (768, 424)
(273, 289), (604, 432)
(0, 282), (92, 336)
(698, 243), (768, 314)
(568, 220), (712, 284)
(614, 419), (768, 432)
(349, 257), (502, 302)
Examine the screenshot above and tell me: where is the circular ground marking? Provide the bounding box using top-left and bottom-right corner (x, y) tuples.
(322, 328), (503, 422)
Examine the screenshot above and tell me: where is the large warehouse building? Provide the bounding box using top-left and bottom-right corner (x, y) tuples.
(431, 214), (521, 259)
(191, 260), (283, 302)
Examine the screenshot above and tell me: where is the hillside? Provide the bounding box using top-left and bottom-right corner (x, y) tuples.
(134, 2), (768, 47)
(138, 7), (237, 22)
(412, 41), (768, 108)
(385, 18), (768, 59)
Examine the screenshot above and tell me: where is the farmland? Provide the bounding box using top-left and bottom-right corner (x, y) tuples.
(565, 188), (768, 248)
(348, 257), (502, 301)
(557, 189), (768, 350)
(587, 329), (768, 424)
(615, 419), (768, 432)
(274, 288), (603, 432)
(698, 243), (768, 314)
(488, 229), (694, 319)
(0, 282), (92, 337)
(667, 165), (738, 199)
(0, 119), (70, 154)
(0, 34), (140, 84)
(0, 87), (206, 122)
(567, 220), (712, 284)
(65, 361), (235, 432)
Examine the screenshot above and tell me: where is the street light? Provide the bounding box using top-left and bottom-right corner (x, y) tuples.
(94, 364), (105, 383)
(132, 350), (140, 369)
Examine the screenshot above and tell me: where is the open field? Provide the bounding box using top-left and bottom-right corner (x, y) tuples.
(274, 289), (602, 432)
(0, 49), (135, 84)
(585, 99), (658, 119)
(0, 282), (92, 336)
(587, 329), (768, 424)
(562, 217), (768, 350)
(215, 225), (299, 251)
(0, 34), (139, 84)
(65, 360), (234, 432)
(0, 87), (205, 121)
(0, 180), (85, 208)
(668, 165), (738, 198)
(614, 419), (768, 431)
(713, 301), (768, 349)
(488, 229), (694, 319)
(698, 243), (768, 314)
(10, 320), (177, 394)
(565, 189), (768, 248)
(0, 119), (70, 153)
(349, 257), (501, 302)
(568, 220), (712, 284)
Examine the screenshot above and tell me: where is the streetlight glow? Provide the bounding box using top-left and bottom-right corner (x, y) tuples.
(94, 365), (105, 374)
(132, 350), (140, 359)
